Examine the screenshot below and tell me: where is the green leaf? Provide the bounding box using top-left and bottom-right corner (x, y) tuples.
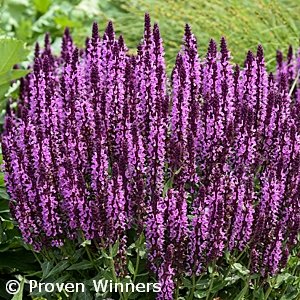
(33, 0), (51, 14)
(120, 276), (131, 284)
(194, 290), (207, 298)
(233, 263), (250, 276)
(101, 248), (111, 259)
(72, 248), (86, 263)
(0, 189), (10, 200)
(0, 249), (39, 271)
(101, 269), (115, 282)
(54, 16), (77, 29)
(127, 260), (135, 275)
(45, 260), (70, 279)
(233, 284), (248, 300)
(196, 278), (210, 290)
(11, 277), (24, 300)
(41, 260), (53, 278)
(76, 0), (101, 15)
(53, 274), (70, 285)
(85, 272), (103, 286)
(77, 282), (94, 300)
(129, 291), (140, 299)
(288, 257), (299, 268)
(1, 1), (28, 30)
(111, 239), (119, 257)
(281, 287), (298, 300)
(293, 276), (300, 285)
(224, 248), (231, 263)
(274, 273), (295, 288)
(210, 280), (227, 293)
(224, 274), (242, 286)
(181, 277), (193, 289)
(0, 198), (9, 212)
(174, 165), (183, 175)
(134, 273), (149, 285)
(0, 83), (10, 103)
(208, 264), (214, 274)
(163, 176), (174, 197)
(0, 39), (29, 102)
(130, 222), (138, 231)
(67, 260), (94, 271)
(0, 221), (3, 243)
(0, 69), (31, 86)
(250, 274), (261, 280)
(0, 39), (29, 75)
(0, 236), (24, 252)
(253, 288), (264, 300)
(0, 212), (12, 222)
(0, 173), (5, 187)
(80, 239), (91, 247)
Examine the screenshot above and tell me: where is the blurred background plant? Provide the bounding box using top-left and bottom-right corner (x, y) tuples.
(1, 0), (299, 70)
(117, 0), (300, 70)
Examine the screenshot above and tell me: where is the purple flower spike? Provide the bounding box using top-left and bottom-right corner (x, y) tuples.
(2, 16), (300, 289)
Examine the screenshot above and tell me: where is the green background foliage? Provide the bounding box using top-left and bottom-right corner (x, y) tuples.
(1, 0), (299, 71)
(116, 0), (300, 70)
(0, 39), (30, 109)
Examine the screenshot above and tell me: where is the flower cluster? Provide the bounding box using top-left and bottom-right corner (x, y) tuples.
(2, 13), (300, 299)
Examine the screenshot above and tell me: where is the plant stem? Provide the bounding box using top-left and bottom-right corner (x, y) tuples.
(235, 238), (254, 264)
(264, 274), (278, 300)
(109, 244), (125, 300)
(42, 249), (52, 262)
(206, 260), (216, 300)
(242, 281), (250, 298)
(80, 230), (100, 272)
(189, 272), (206, 300)
(279, 285), (288, 299)
(196, 273), (205, 285)
(86, 244), (100, 272)
(288, 71), (300, 97)
(49, 250), (58, 264)
(264, 285), (272, 300)
(175, 278), (180, 299)
(280, 258), (298, 299)
(133, 234), (142, 284)
(93, 238), (103, 253)
(223, 262), (233, 279)
(32, 251), (42, 266)
(247, 258), (251, 269)
(236, 245), (248, 263)
(189, 272), (196, 300)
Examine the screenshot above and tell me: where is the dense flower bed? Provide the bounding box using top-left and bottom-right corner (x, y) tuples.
(2, 13), (300, 299)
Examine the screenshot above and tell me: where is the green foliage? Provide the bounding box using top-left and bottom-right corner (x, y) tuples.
(0, 0), (298, 110)
(1, 0), (299, 75)
(0, 0), (121, 50)
(0, 38), (30, 109)
(0, 230), (296, 299)
(117, 0), (299, 72)
(11, 277), (25, 300)
(0, 0), (127, 106)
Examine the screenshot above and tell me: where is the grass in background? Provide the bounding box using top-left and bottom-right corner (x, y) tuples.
(112, 0), (299, 72)
(1, 0), (299, 73)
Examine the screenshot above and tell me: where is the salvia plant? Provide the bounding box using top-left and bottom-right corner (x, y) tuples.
(1, 13), (300, 300)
